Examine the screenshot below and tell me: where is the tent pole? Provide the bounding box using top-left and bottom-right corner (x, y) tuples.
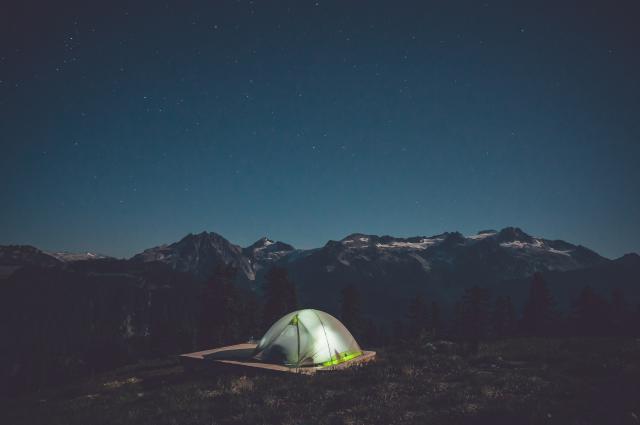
(312, 310), (332, 365)
(296, 314), (300, 365)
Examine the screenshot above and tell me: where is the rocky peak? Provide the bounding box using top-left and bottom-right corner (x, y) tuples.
(496, 227), (534, 243)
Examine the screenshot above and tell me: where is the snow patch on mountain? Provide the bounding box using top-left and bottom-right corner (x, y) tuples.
(122, 226), (609, 289)
(467, 231), (497, 240)
(408, 252), (431, 272)
(49, 251), (111, 262)
(375, 237), (443, 250)
(547, 247), (572, 256)
(132, 231), (256, 281)
(500, 239), (573, 256)
(500, 240), (543, 249)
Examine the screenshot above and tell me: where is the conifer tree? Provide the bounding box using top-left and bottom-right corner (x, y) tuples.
(610, 288), (629, 336)
(340, 284), (362, 338)
(573, 286), (609, 336)
(361, 318), (380, 347)
(521, 273), (556, 336)
(406, 293), (429, 338)
(262, 266), (297, 331)
(197, 264), (238, 347)
(451, 300), (465, 339)
(431, 301), (441, 338)
(460, 286), (491, 353)
(236, 286), (261, 342)
(391, 319), (405, 344)
(492, 295), (516, 338)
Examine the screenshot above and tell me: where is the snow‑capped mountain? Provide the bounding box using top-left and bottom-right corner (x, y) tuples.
(313, 227), (604, 275)
(0, 245), (64, 280)
(0, 245), (115, 278)
(125, 227), (605, 288)
(47, 251), (112, 262)
(0, 245), (64, 268)
(0, 246), (68, 278)
(276, 227), (607, 319)
(2, 227), (607, 289)
(488, 227), (605, 272)
(1, 227), (632, 322)
(0, 245), (112, 265)
(130, 231), (255, 281)
(242, 237), (295, 272)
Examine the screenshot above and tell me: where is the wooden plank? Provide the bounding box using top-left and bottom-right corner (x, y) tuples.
(179, 343), (376, 374)
(179, 343), (257, 360)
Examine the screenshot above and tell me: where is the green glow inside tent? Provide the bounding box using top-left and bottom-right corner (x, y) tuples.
(321, 351), (363, 366)
(253, 309), (363, 368)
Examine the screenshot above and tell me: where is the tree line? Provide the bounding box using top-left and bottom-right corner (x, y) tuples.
(196, 265), (298, 349)
(201, 267), (640, 355)
(371, 273), (640, 353)
(4, 264), (639, 395)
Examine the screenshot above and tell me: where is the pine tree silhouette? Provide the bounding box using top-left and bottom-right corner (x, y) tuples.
(431, 301), (441, 338)
(451, 300), (465, 339)
(197, 264), (238, 347)
(261, 266), (297, 331)
(573, 286), (610, 336)
(406, 293), (430, 338)
(460, 286), (491, 354)
(361, 318), (380, 347)
(610, 288), (629, 336)
(340, 284), (362, 338)
(492, 296), (516, 338)
(235, 286), (261, 342)
(391, 319), (405, 344)
(521, 273), (556, 336)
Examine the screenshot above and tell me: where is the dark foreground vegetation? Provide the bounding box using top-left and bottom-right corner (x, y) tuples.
(2, 337), (639, 425)
(2, 257), (640, 397)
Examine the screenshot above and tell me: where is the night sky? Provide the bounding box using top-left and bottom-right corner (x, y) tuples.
(2, 1), (639, 259)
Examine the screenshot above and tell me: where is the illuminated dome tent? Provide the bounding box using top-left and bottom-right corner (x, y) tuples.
(253, 309), (362, 367)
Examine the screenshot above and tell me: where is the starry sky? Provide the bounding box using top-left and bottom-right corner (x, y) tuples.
(1, 0), (639, 259)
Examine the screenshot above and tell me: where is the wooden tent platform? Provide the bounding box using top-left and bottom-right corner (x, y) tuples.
(179, 343), (376, 375)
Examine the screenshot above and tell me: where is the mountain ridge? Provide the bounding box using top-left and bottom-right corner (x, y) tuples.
(0, 227), (623, 283)
(0, 226), (622, 319)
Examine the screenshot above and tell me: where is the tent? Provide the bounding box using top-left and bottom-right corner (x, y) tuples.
(253, 309), (362, 367)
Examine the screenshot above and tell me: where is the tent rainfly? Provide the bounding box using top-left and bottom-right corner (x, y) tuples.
(253, 309), (362, 367)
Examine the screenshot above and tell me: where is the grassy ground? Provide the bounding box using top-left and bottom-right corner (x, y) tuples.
(2, 338), (640, 425)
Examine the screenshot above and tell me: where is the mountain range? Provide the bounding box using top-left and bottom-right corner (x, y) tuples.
(2, 226), (639, 395)
(1, 227), (637, 319)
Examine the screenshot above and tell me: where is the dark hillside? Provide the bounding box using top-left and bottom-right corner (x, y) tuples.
(2, 338), (639, 425)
